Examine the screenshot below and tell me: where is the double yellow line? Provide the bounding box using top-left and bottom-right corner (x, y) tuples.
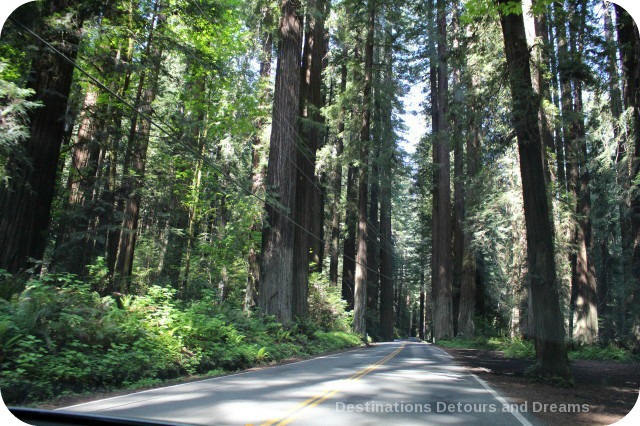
(259, 343), (406, 426)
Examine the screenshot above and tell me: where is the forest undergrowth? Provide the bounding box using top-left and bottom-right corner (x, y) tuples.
(437, 334), (640, 362)
(0, 270), (361, 405)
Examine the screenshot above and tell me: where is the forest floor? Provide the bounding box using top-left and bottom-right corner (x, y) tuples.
(440, 346), (640, 425)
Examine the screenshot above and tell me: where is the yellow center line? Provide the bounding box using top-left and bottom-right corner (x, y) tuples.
(259, 343), (406, 426)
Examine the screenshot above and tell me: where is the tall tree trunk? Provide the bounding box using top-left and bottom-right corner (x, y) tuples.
(353, 0), (375, 337)
(431, 0), (454, 341)
(395, 261), (403, 330)
(157, 191), (187, 287)
(329, 46), (348, 288)
(615, 4), (640, 353)
(524, 0), (556, 186)
(52, 88), (103, 275)
(427, 0), (438, 339)
(113, 2), (164, 291)
(547, 6), (566, 189)
(104, 24), (136, 281)
(458, 49), (480, 337)
(292, 0), (326, 318)
(598, 2), (620, 344)
(0, 0), (83, 273)
(366, 142), (380, 332)
(451, 2), (463, 335)
(52, 2), (122, 279)
(259, 0), (302, 324)
(379, 162), (394, 340)
(181, 142), (206, 295)
(245, 2), (273, 311)
(555, 1), (573, 198)
(555, 0), (579, 336)
(419, 271), (425, 340)
(498, 0), (570, 378)
(307, 0), (328, 272)
(342, 164), (357, 310)
(159, 71), (207, 292)
(379, 33), (395, 342)
(567, 0), (598, 345)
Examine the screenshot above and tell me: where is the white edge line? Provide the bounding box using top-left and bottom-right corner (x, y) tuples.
(471, 372), (533, 426)
(429, 344), (533, 426)
(56, 344), (371, 411)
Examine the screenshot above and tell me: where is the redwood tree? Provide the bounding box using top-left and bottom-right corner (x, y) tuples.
(615, 3), (640, 353)
(353, 0), (375, 336)
(0, 0), (85, 273)
(259, 0), (303, 324)
(498, 0), (570, 378)
(292, 0), (327, 318)
(431, 0), (454, 341)
(113, 1), (165, 290)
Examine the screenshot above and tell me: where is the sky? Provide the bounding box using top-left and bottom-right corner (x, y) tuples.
(399, 82), (427, 156)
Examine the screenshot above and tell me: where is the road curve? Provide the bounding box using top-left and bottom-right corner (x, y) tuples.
(59, 340), (541, 425)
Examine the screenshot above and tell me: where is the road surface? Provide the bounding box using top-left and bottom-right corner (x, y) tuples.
(60, 340), (540, 425)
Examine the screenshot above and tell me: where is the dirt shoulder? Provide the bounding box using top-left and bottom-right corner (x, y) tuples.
(439, 346), (640, 425)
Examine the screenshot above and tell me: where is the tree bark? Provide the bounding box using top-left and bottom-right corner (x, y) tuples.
(113, 2), (164, 290)
(160, 69), (207, 293)
(246, 2), (273, 311)
(431, 0), (454, 341)
(615, 3), (640, 353)
(597, 2), (620, 344)
(51, 88), (103, 275)
(458, 50), (480, 337)
(292, 0), (326, 318)
(555, 0), (580, 337)
(379, 167), (394, 340)
(498, 0), (570, 378)
(259, 0), (303, 324)
(366, 142), (380, 332)
(554, 1), (573, 197)
(378, 39), (394, 343)
(524, 0), (556, 186)
(451, 3), (464, 335)
(329, 46), (348, 288)
(0, 0), (83, 273)
(342, 164), (357, 310)
(353, 0), (375, 337)
(419, 271), (425, 340)
(547, 7), (566, 190)
(567, 0), (598, 345)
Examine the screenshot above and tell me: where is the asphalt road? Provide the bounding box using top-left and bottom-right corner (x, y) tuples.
(59, 340), (541, 425)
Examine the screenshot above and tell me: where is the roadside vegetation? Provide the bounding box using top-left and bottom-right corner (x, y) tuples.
(437, 336), (640, 363)
(0, 271), (361, 405)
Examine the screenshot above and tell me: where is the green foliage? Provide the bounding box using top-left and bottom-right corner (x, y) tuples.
(461, 0), (501, 24)
(437, 336), (535, 360)
(439, 336), (640, 363)
(436, 336), (496, 350)
(492, 337), (535, 359)
(307, 273), (352, 332)
(310, 331), (363, 351)
(568, 343), (638, 362)
(0, 272), (361, 405)
(0, 63), (40, 187)
(462, 0), (553, 24)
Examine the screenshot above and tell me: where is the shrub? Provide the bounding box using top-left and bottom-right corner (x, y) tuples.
(0, 272), (362, 404)
(568, 343), (634, 362)
(437, 336), (534, 359)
